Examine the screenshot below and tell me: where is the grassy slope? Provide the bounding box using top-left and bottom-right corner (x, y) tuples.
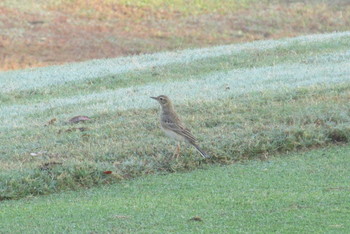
(0, 32), (350, 200)
(0, 145), (349, 233)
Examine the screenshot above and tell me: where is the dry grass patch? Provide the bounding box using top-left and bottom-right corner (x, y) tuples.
(1, 0), (350, 71)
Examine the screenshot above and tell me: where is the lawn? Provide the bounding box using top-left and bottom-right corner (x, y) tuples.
(0, 31), (350, 200)
(0, 145), (349, 232)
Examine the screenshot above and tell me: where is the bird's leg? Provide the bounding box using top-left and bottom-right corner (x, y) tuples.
(172, 142), (181, 159)
(176, 142), (181, 158)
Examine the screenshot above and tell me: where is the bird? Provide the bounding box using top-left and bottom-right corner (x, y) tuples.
(151, 95), (210, 158)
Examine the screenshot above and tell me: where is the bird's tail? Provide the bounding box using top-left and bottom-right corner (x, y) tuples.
(192, 143), (210, 158)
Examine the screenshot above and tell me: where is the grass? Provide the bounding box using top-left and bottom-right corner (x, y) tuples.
(53, 0), (260, 15)
(2, 31), (350, 104)
(0, 145), (349, 232)
(0, 32), (350, 201)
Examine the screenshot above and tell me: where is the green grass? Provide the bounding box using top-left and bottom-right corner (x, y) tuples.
(118, 0), (260, 14)
(1, 145), (349, 232)
(2, 34), (350, 106)
(0, 32), (350, 200)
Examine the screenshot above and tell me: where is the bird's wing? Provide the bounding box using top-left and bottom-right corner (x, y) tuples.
(161, 119), (197, 144)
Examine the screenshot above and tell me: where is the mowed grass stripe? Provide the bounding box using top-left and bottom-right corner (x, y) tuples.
(2, 34), (350, 106)
(0, 145), (349, 233)
(1, 52), (350, 129)
(0, 31), (349, 93)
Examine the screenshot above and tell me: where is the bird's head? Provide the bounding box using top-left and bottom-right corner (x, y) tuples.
(151, 95), (172, 108)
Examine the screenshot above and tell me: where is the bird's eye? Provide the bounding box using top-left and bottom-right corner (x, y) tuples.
(160, 97), (163, 100)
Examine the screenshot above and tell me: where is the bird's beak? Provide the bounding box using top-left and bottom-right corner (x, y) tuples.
(150, 96), (158, 100)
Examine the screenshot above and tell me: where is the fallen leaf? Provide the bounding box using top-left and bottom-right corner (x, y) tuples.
(69, 116), (91, 123)
(103, 171), (113, 174)
(189, 216), (203, 222)
(46, 118), (57, 125)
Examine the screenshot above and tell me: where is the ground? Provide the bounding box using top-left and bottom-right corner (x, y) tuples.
(1, 145), (349, 232)
(1, 0), (349, 71)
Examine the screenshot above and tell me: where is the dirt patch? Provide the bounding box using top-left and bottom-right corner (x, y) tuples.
(0, 1), (349, 71)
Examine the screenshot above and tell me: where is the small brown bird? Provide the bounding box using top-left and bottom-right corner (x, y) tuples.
(151, 95), (209, 158)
